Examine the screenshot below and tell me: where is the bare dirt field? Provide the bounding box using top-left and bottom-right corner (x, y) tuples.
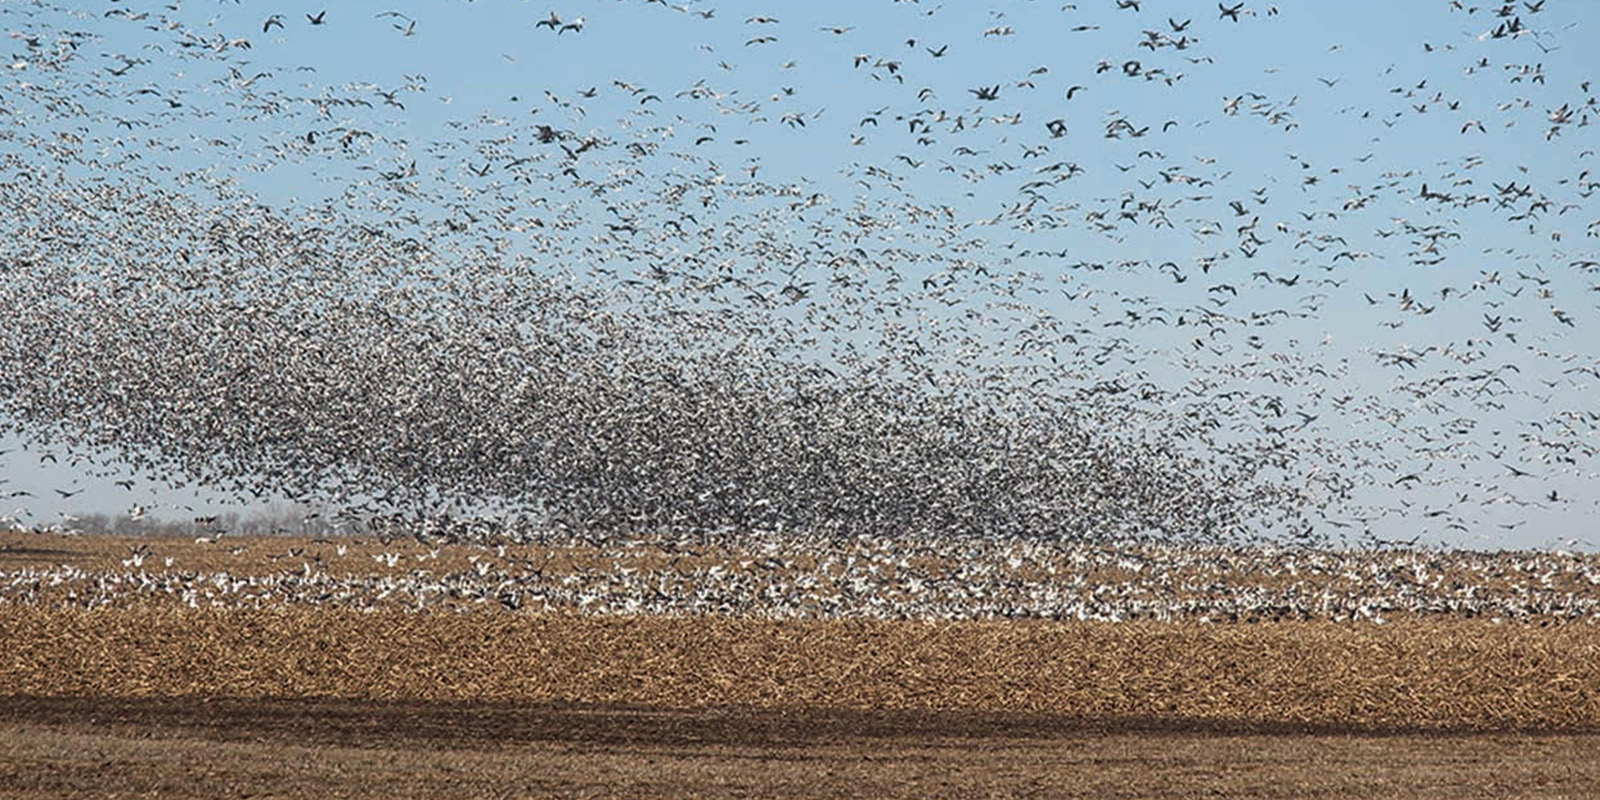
(3, 532), (1599, 797)
(3, 697), (1598, 799)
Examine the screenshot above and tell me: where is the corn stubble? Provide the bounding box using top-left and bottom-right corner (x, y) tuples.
(3, 606), (1596, 732)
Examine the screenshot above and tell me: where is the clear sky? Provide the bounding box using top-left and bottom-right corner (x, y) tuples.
(1, 0), (1596, 549)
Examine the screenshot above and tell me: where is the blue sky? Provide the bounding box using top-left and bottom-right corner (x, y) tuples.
(1, 0), (1596, 549)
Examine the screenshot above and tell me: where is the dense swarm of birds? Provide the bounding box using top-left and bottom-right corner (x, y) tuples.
(0, 1), (1595, 554)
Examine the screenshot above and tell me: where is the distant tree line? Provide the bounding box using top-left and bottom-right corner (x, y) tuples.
(65, 502), (341, 538)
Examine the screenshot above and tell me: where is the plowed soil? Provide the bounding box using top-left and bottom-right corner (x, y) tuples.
(3, 697), (1598, 799)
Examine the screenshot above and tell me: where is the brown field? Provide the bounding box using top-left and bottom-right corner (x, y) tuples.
(3, 532), (1599, 797)
(4, 697), (1598, 799)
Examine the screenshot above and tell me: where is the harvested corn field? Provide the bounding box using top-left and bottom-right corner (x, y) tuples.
(6, 604), (1600, 730)
(4, 531), (1600, 797)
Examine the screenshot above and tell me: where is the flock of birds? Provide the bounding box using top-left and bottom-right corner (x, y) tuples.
(4, 528), (1599, 623)
(0, 0), (1595, 565)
